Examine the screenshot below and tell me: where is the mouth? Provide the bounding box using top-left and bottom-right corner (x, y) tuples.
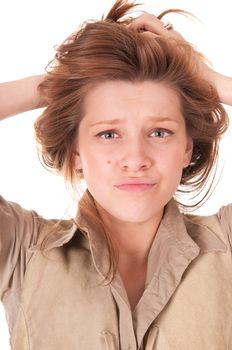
(114, 183), (155, 192)
(115, 178), (155, 192)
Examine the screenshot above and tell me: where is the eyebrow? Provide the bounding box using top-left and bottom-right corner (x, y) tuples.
(90, 117), (180, 127)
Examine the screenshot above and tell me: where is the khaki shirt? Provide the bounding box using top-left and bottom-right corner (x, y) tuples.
(0, 191), (232, 349)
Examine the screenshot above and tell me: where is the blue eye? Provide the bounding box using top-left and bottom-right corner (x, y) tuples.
(97, 130), (118, 140)
(96, 128), (172, 140)
(152, 129), (171, 138)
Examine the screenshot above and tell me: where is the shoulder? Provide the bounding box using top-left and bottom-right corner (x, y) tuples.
(216, 204), (232, 249)
(183, 205), (232, 251)
(0, 194), (38, 223)
(0, 195), (43, 244)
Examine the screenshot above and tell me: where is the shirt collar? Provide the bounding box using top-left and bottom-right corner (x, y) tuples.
(161, 199), (227, 254)
(142, 199), (227, 287)
(30, 191), (227, 261)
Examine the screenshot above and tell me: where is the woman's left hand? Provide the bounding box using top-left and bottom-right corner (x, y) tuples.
(127, 12), (184, 41)
(128, 13), (232, 106)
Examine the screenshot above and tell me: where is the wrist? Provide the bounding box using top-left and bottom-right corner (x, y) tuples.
(31, 75), (46, 109)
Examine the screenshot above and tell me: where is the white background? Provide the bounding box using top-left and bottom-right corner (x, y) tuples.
(0, 0), (232, 348)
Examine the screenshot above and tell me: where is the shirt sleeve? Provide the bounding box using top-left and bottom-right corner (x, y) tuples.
(0, 195), (43, 301)
(217, 204), (232, 251)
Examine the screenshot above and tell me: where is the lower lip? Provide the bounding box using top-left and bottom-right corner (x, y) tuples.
(115, 184), (155, 192)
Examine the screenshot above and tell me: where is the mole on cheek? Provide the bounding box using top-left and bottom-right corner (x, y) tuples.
(107, 160), (111, 165)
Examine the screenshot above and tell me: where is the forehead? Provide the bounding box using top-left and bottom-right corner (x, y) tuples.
(82, 80), (183, 124)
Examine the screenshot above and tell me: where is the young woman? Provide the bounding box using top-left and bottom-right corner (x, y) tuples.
(0, 1), (232, 349)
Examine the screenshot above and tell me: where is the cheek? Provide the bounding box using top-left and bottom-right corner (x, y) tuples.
(170, 141), (190, 164)
(158, 145), (183, 165)
(81, 153), (112, 178)
(157, 146), (187, 181)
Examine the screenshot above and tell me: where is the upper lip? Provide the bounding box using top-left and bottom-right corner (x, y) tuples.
(115, 178), (156, 186)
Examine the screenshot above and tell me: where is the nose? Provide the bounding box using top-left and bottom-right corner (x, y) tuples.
(119, 138), (152, 172)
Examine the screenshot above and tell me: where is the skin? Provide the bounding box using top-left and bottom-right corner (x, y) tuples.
(74, 80), (193, 264)
(0, 75), (45, 120)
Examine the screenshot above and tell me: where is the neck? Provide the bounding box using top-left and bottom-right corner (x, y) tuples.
(97, 205), (163, 264)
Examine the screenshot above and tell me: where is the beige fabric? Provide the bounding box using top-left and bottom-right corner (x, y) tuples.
(0, 192), (232, 349)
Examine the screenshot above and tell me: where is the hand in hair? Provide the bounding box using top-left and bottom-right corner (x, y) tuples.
(127, 12), (184, 40)
(128, 12), (232, 106)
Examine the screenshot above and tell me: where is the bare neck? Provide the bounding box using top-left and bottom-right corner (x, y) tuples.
(98, 207), (163, 264)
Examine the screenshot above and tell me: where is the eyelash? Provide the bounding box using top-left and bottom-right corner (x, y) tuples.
(96, 129), (173, 140)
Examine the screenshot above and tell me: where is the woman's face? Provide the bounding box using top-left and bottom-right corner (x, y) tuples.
(75, 80), (192, 224)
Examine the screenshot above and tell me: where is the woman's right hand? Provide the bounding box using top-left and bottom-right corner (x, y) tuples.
(0, 75), (46, 120)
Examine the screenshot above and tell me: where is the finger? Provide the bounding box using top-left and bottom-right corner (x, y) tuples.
(128, 13), (169, 36)
(128, 12), (185, 42)
(140, 31), (159, 40)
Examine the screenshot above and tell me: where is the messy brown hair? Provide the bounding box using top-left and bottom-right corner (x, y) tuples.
(35, 0), (229, 282)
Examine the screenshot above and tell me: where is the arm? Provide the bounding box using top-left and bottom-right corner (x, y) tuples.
(0, 75), (45, 121)
(203, 67), (232, 106)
